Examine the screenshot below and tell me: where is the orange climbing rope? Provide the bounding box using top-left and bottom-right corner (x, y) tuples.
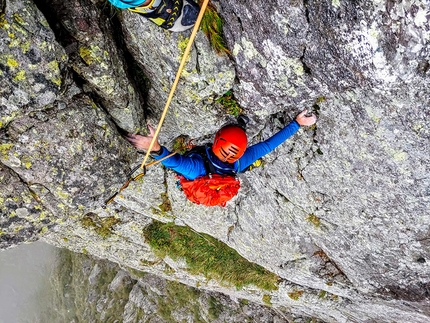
(103, 0), (209, 207)
(139, 0), (210, 170)
(104, 151), (177, 206)
(104, 138), (197, 206)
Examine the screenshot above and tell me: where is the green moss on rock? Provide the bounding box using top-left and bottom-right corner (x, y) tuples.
(143, 221), (279, 290)
(80, 213), (121, 239)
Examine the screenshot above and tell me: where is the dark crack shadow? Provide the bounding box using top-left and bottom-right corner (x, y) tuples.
(311, 244), (353, 287)
(32, 0), (150, 133)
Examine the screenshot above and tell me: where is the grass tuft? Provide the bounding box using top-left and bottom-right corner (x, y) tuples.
(143, 221), (279, 290)
(199, 1), (230, 55)
(288, 289), (304, 300)
(216, 90), (242, 116)
(262, 294), (272, 305)
(306, 214), (321, 227)
(172, 135), (190, 154)
(159, 192), (172, 212)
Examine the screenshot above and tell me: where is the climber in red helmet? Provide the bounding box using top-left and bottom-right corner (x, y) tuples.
(211, 124), (249, 163)
(126, 109), (317, 180)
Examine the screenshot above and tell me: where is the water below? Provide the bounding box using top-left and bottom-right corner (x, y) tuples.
(0, 241), (59, 323)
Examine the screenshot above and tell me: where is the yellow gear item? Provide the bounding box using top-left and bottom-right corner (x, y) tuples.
(149, 17), (166, 26)
(248, 159), (263, 171)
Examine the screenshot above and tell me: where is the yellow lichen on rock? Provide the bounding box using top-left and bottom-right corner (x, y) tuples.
(177, 35), (190, 62)
(0, 143), (14, 159)
(79, 46), (95, 65)
(13, 70), (26, 81)
(6, 55), (19, 68)
(44, 60), (62, 87)
(79, 45), (108, 69)
(21, 40), (30, 53)
(8, 37), (20, 48)
(47, 60), (59, 71)
(11, 22), (27, 37)
(12, 13), (26, 26)
(0, 14), (9, 29)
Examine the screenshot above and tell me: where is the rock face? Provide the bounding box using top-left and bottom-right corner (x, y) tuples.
(1, 0), (429, 322)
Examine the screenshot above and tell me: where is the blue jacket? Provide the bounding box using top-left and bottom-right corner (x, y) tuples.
(153, 120), (300, 180)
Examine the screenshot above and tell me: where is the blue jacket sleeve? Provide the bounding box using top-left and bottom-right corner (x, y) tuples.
(152, 146), (207, 180)
(237, 120), (300, 172)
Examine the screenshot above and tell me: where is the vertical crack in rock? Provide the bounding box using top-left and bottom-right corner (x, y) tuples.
(303, 0), (311, 25)
(227, 204), (243, 241)
(295, 156), (308, 182)
(300, 0), (312, 76)
(193, 41), (201, 74)
(236, 15), (244, 32)
(299, 47), (312, 75)
(156, 169), (173, 215)
(32, 0), (146, 133)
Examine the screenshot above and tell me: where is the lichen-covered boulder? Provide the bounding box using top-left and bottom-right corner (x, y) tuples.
(0, 0), (65, 246)
(1, 91), (138, 248)
(2, 94), (137, 210)
(0, 0), (66, 128)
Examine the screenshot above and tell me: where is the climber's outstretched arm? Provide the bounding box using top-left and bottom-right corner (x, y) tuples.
(237, 109), (317, 171)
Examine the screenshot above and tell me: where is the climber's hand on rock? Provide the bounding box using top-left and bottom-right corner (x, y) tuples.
(125, 125), (161, 152)
(296, 109), (317, 126)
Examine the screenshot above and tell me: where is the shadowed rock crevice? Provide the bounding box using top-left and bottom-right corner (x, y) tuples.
(378, 283), (430, 303)
(32, 0), (145, 132)
(0, 0), (5, 13)
(299, 47), (312, 76)
(311, 247), (352, 286)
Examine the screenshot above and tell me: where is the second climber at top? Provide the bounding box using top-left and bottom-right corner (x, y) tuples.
(108, 0), (200, 32)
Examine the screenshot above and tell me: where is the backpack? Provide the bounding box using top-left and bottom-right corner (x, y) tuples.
(177, 174), (240, 207)
(176, 145), (240, 207)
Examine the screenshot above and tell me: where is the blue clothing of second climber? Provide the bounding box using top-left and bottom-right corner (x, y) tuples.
(107, 0), (200, 32)
(153, 120), (300, 180)
(109, 0), (144, 8)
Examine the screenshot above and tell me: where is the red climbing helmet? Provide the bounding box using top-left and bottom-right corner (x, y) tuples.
(212, 125), (248, 163)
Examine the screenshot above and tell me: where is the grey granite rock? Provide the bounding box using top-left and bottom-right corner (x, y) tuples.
(1, 0), (429, 322)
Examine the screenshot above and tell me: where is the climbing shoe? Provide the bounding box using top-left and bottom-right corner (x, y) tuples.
(129, 0), (200, 32)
